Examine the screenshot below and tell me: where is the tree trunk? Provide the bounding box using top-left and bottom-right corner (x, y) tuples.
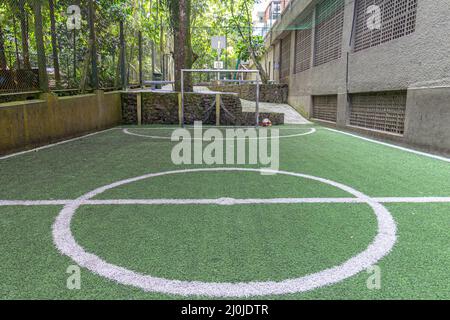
(13, 16), (21, 69)
(138, 31), (143, 87)
(159, 0), (164, 76)
(250, 51), (269, 84)
(32, 0), (49, 92)
(0, 25), (7, 70)
(170, 0), (193, 92)
(88, 0), (98, 90)
(49, 0), (61, 87)
(79, 41), (92, 93)
(19, 0), (31, 70)
(119, 20), (126, 89)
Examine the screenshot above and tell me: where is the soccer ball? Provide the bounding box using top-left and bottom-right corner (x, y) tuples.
(261, 118), (272, 127)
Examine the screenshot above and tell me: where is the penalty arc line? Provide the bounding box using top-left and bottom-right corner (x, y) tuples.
(122, 128), (317, 140)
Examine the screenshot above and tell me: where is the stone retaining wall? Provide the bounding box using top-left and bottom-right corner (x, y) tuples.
(122, 92), (284, 126)
(209, 84), (289, 104)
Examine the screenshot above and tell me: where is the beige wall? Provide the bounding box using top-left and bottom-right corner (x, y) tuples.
(0, 91), (122, 155)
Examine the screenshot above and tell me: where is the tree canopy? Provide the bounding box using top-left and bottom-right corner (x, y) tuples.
(0, 0), (267, 92)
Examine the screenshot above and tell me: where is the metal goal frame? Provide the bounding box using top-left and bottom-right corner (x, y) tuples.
(180, 69), (261, 127)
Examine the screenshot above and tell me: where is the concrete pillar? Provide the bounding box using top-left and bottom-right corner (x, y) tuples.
(404, 87), (450, 152)
(336, 93), (349, 127)
(95, 90), (106, 128)
(289, 31), (296, 80)
(310, 7), (317, 69)
(341, 0), (356, 55)
(336, 0), (357, 127)
(273, 42), (281, 83)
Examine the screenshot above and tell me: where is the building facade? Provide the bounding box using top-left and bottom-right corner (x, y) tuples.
(254, 0), (291, 37)
(262, 0), (450, 152)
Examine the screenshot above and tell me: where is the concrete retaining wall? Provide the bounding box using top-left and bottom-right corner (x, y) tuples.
(0, 90), (122, 155)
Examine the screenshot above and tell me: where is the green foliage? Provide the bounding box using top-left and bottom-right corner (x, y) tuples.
(1, 0), (268, 86)
(236, 35), (264, 62)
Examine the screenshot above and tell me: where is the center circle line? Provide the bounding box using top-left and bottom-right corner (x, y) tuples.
(52, 168), (397, 298)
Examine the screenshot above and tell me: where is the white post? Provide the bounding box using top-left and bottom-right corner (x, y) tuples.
(256, 72), (260, 127)
(181, 70), (185, 127)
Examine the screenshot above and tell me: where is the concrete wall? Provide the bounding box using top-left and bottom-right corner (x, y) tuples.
(263, 0), (450, 153)
(404, 87), (450, 153)
(0, 91), (122, 155)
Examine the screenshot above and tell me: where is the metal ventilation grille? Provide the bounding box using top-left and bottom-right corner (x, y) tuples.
(294, 13), (313, 74)
(280, 34), (291, 83)
(314, 0), (345, 66)
(350, 91), (406, 134)
(312, 95), (338, 122)
(354, 0), (418, 52)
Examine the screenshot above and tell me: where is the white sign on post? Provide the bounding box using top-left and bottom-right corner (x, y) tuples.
(214, 61), (224, 70)
(211, 36), (227, 50)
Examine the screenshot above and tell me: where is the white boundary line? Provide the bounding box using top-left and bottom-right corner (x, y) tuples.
(51, 167), (397, 297)
(2, 197), (450, 207)
(122, 128), (317, 140)
(0, 128), (117, 161)
(0, 200), (73, 206)
(120, 126), (315, 130)
(324, 128), (450, 163)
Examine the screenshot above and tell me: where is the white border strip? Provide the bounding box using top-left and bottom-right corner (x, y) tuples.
(324, 128), (450, 163)
(120, 126), (315, 130)
(375, 197), (450, 203)
(0, 128), (117, 160)
(1, 197), (450, 207)
(0, 200), (73, 206)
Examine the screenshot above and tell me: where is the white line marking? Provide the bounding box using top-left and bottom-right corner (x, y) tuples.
(324, 128), (450, 163)
(120, 126), (315, 130)
(374, 197), (450, 203)
(122, 128), (316, 140)
(0, 200), (73, 206)
(0, 128), (117, 160)
(1, 197), (450, 207)
(83, 198), (363, 205)
(51, 168), (397, 297)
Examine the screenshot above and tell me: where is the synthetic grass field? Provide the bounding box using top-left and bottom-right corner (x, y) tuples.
(1, 124), (450, 299)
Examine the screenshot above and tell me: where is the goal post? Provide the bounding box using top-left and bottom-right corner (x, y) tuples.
(180, 69), (261, 127)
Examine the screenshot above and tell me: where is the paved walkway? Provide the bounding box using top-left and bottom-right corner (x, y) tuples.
(193, 86), (310, 125)
(240, 99), (310, 125)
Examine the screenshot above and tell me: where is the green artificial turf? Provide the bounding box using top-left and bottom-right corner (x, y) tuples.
(0, 124), (450, 299)
(72, 203), (376, 282)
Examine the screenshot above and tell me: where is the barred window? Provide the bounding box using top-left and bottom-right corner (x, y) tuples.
(294, 13), (313, 74)
(312, 95), (338, 122)
(314, 0), (345, 66)
(354, 0), (418, 53)
(350, 91), (407, 134)
(280, 34), (291, 83)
